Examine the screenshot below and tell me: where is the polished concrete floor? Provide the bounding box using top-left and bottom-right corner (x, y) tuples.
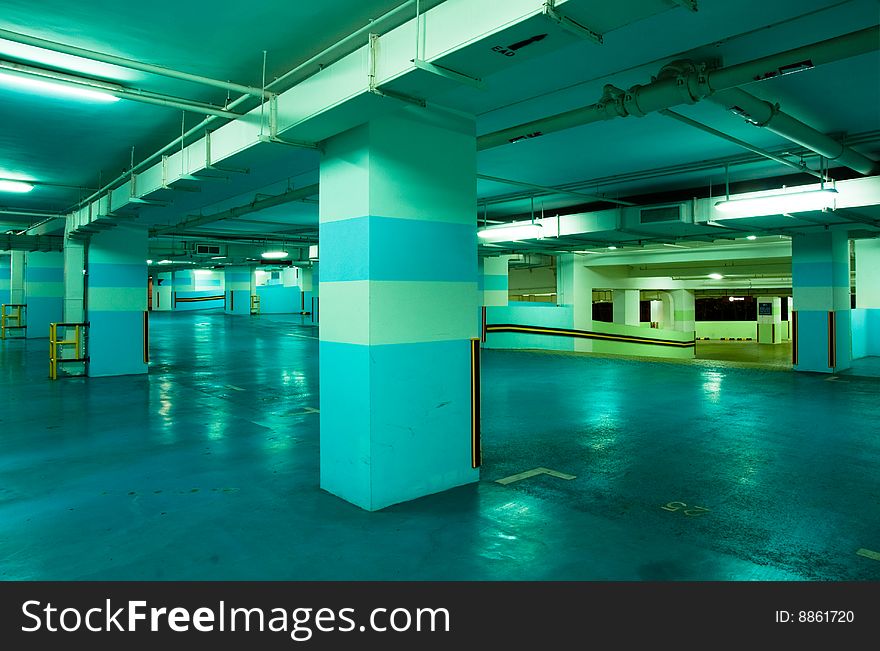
(696, 340), (793, 369)
(2, 310), (879, 580)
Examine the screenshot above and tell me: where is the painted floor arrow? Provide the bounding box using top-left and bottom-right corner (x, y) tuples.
(495, 467), (576, 485)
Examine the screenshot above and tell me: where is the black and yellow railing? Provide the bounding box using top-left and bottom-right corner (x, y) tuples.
(1, 303), (26, 340)
(250, 294), (261, 315)
(484, 323), (695, 348)
(49, 322), (89, 380)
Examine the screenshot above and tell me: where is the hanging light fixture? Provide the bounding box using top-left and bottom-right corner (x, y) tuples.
(477, 221), (543, 242)
(714, 188), (838, 219)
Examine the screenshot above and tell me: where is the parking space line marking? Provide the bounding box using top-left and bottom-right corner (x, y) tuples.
(856, 548), (880, 561)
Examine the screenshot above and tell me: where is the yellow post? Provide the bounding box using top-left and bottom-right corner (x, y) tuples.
(49, 323), (57, 380)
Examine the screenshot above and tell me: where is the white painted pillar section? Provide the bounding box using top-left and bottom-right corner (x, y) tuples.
(612, 289), (640, 326)
(557, 254), (595, 352)
(855, 239), (880, 308)
(660, 292), (674, 330)
(756, 296), (783, 344)
(480, 255), (509, 307)
(649, 300), (661, 326)
(9, 251), (25, 304)
(670, 289), (695, 334)
(152, 272), (173, 311)
(282, 267), (298, 287)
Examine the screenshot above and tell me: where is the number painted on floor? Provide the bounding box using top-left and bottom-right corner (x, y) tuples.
(661, 501), (710, 517)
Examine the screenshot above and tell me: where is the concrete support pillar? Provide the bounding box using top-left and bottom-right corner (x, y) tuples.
(306, 264), (319, 326)
(854, 239), (880, 308)
(318, 109), (478, 511)
(6, 251), (26, 337)
(756, 296), (783, 344)
(612, 289), (640, 326)
(556, 254), (595, 351)
(24, 251), (63, 338)
(660, 292), (674, 330)
(151, 272), (173, 311)
(63, 237), (86, 324)
(670, 289), (695, 334)
(480, 256), (509, 307)
(224, 267), (251, 315)
(86, 225), (148, 377)
(0, 254), (10, 306)
(792, 232), (851, 373)
(9, 251), (25, 304)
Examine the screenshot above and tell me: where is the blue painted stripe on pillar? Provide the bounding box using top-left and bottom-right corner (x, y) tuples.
(481, 274), (508, 291)
(89, 263), (146, 288)
(792, 261), (849, 288)
(319, 216), (476, 283)
(88, 310), (147, 377)
(25, 296), (62, 338)
(320, 339), (477, 511)
(833, 308), (852, 371)
(225, 290), (251, 314)
(319, 341), (372, 508)
(793, 309), (830, 372)
(25, 267), (63, 283)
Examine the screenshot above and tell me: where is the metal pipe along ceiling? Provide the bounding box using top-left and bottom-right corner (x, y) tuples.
(708, 88), (878, 175)
(477, 26), (880, 175)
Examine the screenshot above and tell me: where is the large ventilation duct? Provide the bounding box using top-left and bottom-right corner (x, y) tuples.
(477, 26), (880, 174)
(708, 88), (878, 175)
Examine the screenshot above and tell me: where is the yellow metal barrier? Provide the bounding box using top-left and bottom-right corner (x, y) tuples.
(1, 303), (26, 340)
(250, 294), (261, 315)
(49, 322), (89, 380)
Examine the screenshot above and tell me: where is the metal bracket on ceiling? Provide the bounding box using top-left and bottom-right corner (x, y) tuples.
(412, 59), (485, 90)
(128, 197), (170, 207)
(257, 134), (321, 150)
(541, 1), (603, 45)
(367, 32), (427, 108)
(369, 87), (427, 108)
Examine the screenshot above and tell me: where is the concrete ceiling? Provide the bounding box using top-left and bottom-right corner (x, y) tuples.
(1, 0), (878, 273)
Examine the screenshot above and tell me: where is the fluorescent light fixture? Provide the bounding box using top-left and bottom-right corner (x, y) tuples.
(210, 256), (226, 260)
(157, 259), (173, 265)
(0, 70), (120, 102)
(573, 250), (602, 254)
(714, 188), (838, 219)
(477, 222), (543, 242)
(146, 259), (153, 264)
(607, 245), (618, 250)
(0, 39), (135, 80)
(193, 269), (214, 275)
(728, 296), (745, 302)
(0, 179), (34, 193)
(308, 244), (318, 260)
(261, 250), (288, 260)
(708, 273), (724, 280)
(746, 235), (757, 241)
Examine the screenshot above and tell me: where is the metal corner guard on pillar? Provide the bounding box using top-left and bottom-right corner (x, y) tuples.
(48, 322), (88, 380)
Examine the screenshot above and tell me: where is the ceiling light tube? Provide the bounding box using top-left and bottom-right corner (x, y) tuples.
(0, 66), (119, 102)
(0, 179), (34, 193)
(477, 222), (543, 242)
(261, 250), (289, 260)
(714, 188), (838, 219)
